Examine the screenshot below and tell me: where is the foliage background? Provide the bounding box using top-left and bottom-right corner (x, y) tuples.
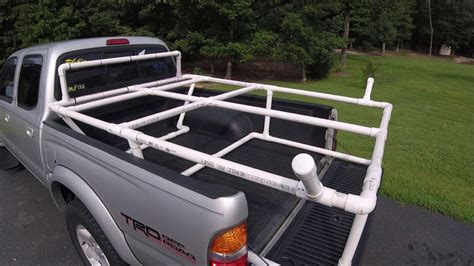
(1, 0), (473, 77)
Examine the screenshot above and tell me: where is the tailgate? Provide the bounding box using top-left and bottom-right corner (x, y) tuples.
(265, 160), (373, 265)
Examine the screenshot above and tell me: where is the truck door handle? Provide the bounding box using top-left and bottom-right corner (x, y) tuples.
(26, 128), (34, 138)
(4, 114), (9, 123)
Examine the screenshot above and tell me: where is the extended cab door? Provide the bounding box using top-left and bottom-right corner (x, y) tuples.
(0, 57), (18, 148)
(8, 52), (45, 179)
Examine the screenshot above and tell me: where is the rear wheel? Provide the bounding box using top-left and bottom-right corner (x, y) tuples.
(65, 198), (127, 266)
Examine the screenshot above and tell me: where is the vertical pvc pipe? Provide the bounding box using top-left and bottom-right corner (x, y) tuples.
(263, 90), (273, 137)
(127, 140), (144, 159)
(177, 83), (195, 129)
(61, 116), (85, 135)
(58, 64), (71, 102)
(292, 153), (323, 198)
(176, 53), (182, 79)
(181, 132), (256, 176)
(363, 77), (374, 101)
(338, 214), (368, 266)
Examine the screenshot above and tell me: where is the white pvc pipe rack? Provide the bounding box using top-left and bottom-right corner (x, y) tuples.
(49, 50), (392, 266)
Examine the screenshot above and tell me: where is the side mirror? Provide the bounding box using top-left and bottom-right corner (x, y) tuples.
(5, 85), (13, 98)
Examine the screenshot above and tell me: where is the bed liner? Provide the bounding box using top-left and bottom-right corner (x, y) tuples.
(66, 89), (373, 260)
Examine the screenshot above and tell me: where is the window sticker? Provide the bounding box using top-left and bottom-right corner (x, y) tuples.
(65, 58), (87, 64)
(67, 84), (86, 93)
(153, 62), (167, 73)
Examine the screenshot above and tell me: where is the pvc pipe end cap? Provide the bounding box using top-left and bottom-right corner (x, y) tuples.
(292, 153), (317, 180)
(368, 77), (374, 82)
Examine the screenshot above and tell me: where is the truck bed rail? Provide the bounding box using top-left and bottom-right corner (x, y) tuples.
(49, 51), (392, 265)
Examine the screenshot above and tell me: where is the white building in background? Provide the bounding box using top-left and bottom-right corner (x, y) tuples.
(440, 44), (452, 56)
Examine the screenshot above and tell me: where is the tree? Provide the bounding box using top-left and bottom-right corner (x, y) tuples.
(12, 1), (87, 48)
(392, 0), (416, 52)
(372, 1), (398, 55)
(270, 2), (343, 81)
(340, 2), (350, 68)
(428, 0), (433, 56)
(412, 0), (473, 56)
(171, 0), (256, 79)
(0, 0), (16, 65)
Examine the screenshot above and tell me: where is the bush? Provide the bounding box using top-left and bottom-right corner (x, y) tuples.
(193, 67), (207, 75)
(361, 60), (377, 79)
(307, 53), (337, 79)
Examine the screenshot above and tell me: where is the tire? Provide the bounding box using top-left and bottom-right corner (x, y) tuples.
(65, 198), (127, 266)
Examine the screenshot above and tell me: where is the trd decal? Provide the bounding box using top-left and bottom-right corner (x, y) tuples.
(121, 212), (197, 262)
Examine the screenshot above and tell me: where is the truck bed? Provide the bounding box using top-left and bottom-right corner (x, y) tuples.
(59, 88), (371, 263)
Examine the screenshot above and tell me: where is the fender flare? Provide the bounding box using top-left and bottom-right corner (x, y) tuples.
(49, 165), (141, 265)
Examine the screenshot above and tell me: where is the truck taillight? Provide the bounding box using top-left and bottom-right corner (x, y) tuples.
(209, 223), (248, 266)
(106, 38), (129, 45)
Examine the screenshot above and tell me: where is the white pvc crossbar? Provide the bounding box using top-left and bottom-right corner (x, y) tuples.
(50, 51), (393, 266)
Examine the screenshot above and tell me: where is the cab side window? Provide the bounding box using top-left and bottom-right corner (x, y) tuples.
(17, 55), (43, 110)
(0, 57), (18, 103)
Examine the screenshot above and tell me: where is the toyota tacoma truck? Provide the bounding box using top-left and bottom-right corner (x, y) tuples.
(0, 36), (392, 265)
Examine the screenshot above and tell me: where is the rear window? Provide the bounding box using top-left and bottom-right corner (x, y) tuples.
(18, 55), (43, 109)
(55, 45), (176, 100)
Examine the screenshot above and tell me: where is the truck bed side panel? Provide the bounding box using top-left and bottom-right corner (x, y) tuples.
(42, 121), (248, 264)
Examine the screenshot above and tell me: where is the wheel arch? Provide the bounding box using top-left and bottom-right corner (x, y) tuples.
(49, 165), (141, 265)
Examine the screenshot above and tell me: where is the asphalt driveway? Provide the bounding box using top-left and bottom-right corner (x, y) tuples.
(1, 167), (473, 265)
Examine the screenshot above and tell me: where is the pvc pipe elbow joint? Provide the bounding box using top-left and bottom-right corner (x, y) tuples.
(344, 193), (377, 214)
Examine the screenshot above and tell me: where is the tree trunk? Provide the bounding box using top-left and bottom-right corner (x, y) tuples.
(382, 42), (386, 55)
(225, 60), (232, 80)
(340, 12), (350, 68)
(301, 63), (307, 82)
(428, 0), (433, 56)
(396, 41), (400, 53)
(210, 61), (215, 76)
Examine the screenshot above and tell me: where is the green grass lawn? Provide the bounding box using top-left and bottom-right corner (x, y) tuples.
(207, 53), (474, 223)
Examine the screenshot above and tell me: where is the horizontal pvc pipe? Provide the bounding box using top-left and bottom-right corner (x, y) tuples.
(58, 51), (181, 104)
(181, 132), (256, 176)
(56, 76), (184, 107)
(254, 134), (371, 165)
(50, 104), (354, 212)
(124, 86), (258, 129)
(143, 90), (378, 137)
(63, 51), (181, 71)
(184, 74), (387, 109)
(211, 101), (378, 137)
(126, 126), (190, 154)
(68, 78), (203, 112)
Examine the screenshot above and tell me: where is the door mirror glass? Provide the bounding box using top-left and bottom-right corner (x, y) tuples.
(5, 85), (13, 98)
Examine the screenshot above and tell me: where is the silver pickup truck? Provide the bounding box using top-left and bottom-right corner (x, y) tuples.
(0, 36), (392, 265)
